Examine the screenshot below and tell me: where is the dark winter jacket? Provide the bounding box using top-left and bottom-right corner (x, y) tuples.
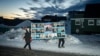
(24, 30), (31, 43)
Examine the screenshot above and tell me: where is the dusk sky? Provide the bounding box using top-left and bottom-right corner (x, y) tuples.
(0, 0), (100, 19)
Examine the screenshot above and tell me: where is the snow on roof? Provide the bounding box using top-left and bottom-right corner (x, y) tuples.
(15, 20), (32, 27)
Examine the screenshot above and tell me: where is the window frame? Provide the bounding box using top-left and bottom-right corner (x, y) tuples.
(88, 20), (94, 26)
(75, 19), (81, 25)
(96, 19), (100, 26)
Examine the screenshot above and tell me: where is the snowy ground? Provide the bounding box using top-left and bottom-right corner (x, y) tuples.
(0, 28), (100, 56)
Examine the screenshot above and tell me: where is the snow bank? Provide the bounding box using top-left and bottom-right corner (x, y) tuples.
(1, 29), (100, 55)
(0, 28), (82, 44)
(46, 35), (82, 44)
(65, 35), (82, 44)
(0, 28), (25, 41)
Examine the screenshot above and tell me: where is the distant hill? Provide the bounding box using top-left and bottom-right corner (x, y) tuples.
(0, 17), (24, 26)
(3, 18), (24, 26)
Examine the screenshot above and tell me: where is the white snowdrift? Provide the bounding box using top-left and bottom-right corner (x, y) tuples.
(0, 28), (25, 41)
(0, 28), (82, 44)
(0, 28), (100, 55)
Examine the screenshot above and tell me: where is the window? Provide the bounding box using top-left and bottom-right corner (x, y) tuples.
(88, 20), (94, 26)
(75, 19), (81, 25)
(96, 20), (100, 26)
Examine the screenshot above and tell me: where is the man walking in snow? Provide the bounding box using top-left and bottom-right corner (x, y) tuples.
(23, 27), (32, 50)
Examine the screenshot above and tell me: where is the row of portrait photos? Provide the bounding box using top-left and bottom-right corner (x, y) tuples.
(31, 22), (66, 39)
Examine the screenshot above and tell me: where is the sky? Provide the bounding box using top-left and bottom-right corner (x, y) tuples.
(0, 0), (100, 19)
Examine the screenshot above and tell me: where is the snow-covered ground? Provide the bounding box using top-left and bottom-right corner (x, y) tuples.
(0, 28), (100, 56)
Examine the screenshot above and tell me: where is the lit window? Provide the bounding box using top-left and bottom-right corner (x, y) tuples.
(75, 19), (81, 25)
(97, 20), (100, 26)
(88, 20), (94, 26)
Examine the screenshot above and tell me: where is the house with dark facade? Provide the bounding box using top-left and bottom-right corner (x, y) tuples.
(41, 15), (67, 22)
(69, 4), (100, 34)
(69, 11), (85, 34)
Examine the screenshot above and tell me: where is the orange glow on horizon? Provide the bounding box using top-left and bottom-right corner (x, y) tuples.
(0, 12), (34, 19)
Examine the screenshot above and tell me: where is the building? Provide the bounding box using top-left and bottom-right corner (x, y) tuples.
(69, 4), (100, 34)
(69, 11), (85, 34)
(83, 4), (100, 34)
(41, 15), (67, 22)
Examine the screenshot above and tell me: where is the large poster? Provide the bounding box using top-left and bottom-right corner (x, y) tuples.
(31, 21), (66, 39)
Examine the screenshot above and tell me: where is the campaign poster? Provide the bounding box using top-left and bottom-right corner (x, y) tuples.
(31, 21), (66, 39)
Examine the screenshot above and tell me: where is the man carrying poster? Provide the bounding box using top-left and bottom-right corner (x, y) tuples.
(23, 27), (32, 50)
(58, 38), (65, 48)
